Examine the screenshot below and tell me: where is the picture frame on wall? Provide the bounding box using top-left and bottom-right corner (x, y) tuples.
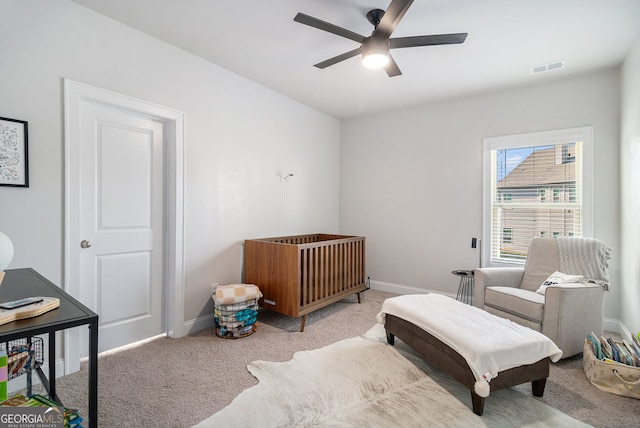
(0, 116), (29, 187)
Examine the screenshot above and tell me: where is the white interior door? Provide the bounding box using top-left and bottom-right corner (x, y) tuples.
(78, 104), (165, 353)
(65, 79), (186, 375)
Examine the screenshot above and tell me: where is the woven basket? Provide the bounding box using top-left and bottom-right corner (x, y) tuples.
(583, 340), (640, 399)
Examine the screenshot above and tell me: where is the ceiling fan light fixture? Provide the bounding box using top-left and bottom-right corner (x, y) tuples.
(294, 0), (468, 77)
(362, 37), (390, 69)
(362, 52), (389, 69)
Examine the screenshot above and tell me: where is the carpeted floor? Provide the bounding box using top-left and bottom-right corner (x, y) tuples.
(195, 324), (589, 427)
(53, 289), (640, 427)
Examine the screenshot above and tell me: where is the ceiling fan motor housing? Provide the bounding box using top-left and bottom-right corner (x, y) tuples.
(363, 36), (390, 56)
(366, 9), (385, 27)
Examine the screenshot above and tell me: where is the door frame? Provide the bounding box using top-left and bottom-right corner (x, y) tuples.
(63, 79), (186, 374)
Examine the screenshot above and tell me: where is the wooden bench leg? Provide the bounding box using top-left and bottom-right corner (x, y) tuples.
(471, 391), (485, 416)
(532, 378), (547, 397)
(357, 292), (362, 304)
(386, 331), (395, 345)
(299, 315), (306, 332)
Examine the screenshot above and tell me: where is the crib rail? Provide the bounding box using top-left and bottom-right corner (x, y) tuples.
(256, 233), (348, 245)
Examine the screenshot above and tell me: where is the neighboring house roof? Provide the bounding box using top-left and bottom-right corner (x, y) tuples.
(498, 146), (575, 188)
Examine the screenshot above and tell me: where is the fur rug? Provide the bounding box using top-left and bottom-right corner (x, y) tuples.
(194, 325), (590, 427)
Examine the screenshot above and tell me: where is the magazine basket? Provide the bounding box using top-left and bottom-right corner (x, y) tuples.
(213, 298), (259, 339)
(583, 340), (640, 399)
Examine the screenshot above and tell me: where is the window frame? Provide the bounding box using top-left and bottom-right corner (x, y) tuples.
(482, 126), (593, 267)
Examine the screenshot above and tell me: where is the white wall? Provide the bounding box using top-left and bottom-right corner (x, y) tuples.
(620, 34), (640, 337)
(340, 69), (622, 322)
(0, 1), (340, 327)
(1, 1), (633, 341)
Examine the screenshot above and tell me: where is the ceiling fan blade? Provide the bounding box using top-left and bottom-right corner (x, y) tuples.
(389, 33), (468, 49)
(294, 13), (365, 43)
(384, 54), (402, 77)
(374, 0), (414, 38)
(314, 47), (362, 69)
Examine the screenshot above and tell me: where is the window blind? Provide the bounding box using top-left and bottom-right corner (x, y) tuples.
(490, 142), (583, 263)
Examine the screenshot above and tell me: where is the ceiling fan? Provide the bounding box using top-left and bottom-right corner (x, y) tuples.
(294, 0), (467, 77)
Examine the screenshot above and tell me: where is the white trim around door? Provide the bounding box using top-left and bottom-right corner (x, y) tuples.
(63, 79), (186, 374)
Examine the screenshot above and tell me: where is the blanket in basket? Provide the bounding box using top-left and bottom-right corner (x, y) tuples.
(213, 284), (262, 305)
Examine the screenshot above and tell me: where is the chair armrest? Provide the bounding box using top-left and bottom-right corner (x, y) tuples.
(472, 267), (524, 308)
(542, 284), (605, 358)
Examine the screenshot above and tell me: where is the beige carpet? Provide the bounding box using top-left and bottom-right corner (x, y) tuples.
(196, 324), (589, 427)
(53, 289), (640, 427)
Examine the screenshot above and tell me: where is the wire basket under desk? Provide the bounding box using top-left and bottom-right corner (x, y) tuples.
(2, 337), (44, 380)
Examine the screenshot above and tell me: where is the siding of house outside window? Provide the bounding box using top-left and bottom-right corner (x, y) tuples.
(494, 144), (580, 261)
(483, 127), (593, 266)
(487, 139), (585, 264)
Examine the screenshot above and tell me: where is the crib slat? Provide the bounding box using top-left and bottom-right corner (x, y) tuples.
(347, 241), (353, 289)
(333, 243), (338, 295)
(320, 245), (326, 300)
(337, 242), (343, 292)
(301, 247), (308, 306)
(313, 246), (319, 303)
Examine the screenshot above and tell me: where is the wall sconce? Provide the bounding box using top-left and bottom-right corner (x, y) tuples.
(280, 173), (294, 182)
(0, 232), (15, 286)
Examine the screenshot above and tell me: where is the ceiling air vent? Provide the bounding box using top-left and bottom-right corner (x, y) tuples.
(530, 61), (565, 75)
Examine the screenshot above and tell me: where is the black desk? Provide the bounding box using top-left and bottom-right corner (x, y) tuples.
(0, 268), (98, 427)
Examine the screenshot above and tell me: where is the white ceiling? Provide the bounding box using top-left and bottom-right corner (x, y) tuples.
(70, 0), (640, 119)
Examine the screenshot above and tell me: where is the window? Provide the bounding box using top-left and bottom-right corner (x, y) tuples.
(483, 127), (593, 265)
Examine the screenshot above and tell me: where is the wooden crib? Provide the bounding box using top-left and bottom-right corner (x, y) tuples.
(243, 234), (366, 331)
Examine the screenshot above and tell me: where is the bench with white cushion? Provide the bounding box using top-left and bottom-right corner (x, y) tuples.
(378, 293), (563, 415)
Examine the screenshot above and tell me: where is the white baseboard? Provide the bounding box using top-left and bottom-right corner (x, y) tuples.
(7, 358), (65, 395)
(184, 281), (629, 341)
(369, 280), (456, 299)
(56, 358), (64, 378)
(183, 313), (214, 336)
(185, 282), (450, 336)
(606, 318), (633, 339)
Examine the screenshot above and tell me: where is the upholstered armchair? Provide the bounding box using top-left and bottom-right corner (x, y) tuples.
(473, 237), (611, 359)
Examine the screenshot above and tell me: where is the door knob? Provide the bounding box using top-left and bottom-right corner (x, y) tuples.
(80, 240), (92, 248)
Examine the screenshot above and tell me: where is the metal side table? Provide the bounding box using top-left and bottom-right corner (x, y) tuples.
(452, 270), (474, 305)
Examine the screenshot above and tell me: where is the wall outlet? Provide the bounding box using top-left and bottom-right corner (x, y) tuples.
(211, 282), (219, 294)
